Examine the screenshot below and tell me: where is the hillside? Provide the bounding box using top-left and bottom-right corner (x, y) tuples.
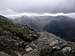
(11, 15), (75, 41)
(0, 15), (39, 56)
(0, 15), (39, 42)
(44, 16), (75, 41)
(12, 16), (54, 31)
(0, 15), (75, 56)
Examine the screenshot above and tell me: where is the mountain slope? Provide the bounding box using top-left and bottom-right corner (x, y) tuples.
(44, 16), (75, 41)
(0, 15), (39, 42)
(0, 15), (39, 56)
(22, 32), (75, 56)
(9, 15), (75, 41)
(0, 15), (75, 56)
(13, 16), (54, 31)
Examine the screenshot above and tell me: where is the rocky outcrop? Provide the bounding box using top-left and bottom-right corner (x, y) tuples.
(0, 15), (39, 56)
(0, 29), (75, 56)
(23, 32), (75, 56)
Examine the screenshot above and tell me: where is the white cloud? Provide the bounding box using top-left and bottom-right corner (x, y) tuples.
(0, 9), (75, 19)
(3, 12), (75, 19)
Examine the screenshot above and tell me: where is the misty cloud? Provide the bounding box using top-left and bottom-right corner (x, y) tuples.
(0, 0), (75, 13)
(0, 9), (75, 19)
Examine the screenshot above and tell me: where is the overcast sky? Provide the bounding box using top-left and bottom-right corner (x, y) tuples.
(0, 0), (75, 13)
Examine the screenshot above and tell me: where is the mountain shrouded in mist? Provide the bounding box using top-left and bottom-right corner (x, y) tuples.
(0, 8), (75, 18)
(0, 15), (75, 56)
(3, 11), (74, 42)
(44, 16), (75, 41)
(1, 0), (75, 56)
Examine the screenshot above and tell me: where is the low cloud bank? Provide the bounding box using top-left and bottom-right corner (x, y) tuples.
(4, 13), (75, 19)
(0, 9), (75, 19)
